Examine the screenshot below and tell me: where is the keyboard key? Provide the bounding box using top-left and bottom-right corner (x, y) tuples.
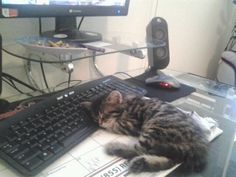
(18, 147), (41, 164)
(48, 143), (63, 154)
(60, 126), (91, 147)
(1, 143), (14, 151)
(8, 146), (29, 158)
(6, 133), (17, 142)
(23, 157), (43, 171)
(38, 150), (53, 161)
(0, 140), (8, 148)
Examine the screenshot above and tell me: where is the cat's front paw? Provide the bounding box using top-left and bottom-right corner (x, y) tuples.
(105, 142), (137, 159)
(105, 142), (125, 156)
(129, 156), (147, 173)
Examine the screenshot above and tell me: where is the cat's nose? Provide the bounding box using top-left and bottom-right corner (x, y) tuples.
(98, 118), (104, 125)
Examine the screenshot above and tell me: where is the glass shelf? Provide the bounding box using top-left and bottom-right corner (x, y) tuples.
(3, 37), (165, 63)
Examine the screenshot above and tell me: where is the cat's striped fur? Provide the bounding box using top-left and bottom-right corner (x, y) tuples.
(82, 90), (208, 173)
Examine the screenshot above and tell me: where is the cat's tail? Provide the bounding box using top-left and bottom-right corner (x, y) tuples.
(168, 141), (208, 172)
(182, 142), (208, 172)
(152, 140), (208, 172)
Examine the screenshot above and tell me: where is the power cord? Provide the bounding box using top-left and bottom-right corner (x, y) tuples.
(77, 16), (84, 30)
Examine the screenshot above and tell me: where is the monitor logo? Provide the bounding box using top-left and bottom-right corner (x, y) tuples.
(69, 9), (82, 13)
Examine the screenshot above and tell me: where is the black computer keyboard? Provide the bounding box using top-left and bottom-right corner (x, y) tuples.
(0, 76), (147, 176)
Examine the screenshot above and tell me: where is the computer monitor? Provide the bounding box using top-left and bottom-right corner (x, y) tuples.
(0, 0), (130, 42)
(0, 0), (130, 97)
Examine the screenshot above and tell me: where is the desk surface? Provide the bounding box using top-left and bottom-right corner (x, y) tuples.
(0, 70), (236, 177)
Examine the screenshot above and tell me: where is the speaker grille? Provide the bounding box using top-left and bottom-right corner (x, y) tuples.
(154, 29), (166, 40)
(155, 47), (167, 59)
(146, 17), (169, 70)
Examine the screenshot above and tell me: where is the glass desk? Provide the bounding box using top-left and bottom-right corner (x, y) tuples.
(2, 38), (164, 63)
(0, 70), (236, 177)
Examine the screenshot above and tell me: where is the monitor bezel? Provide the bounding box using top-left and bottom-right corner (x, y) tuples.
(0, 0), (130, 18)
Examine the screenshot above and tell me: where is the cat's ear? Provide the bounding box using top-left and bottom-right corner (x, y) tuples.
(106, 90), (123, 104)
(80, 101), (92, 109)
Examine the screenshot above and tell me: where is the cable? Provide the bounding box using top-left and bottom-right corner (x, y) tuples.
(67, 71), (72, 87)
(2, 72), (37, 91)
(2, 77), (34, 97)
(154, 0), (158, 16)
(2, 72), (44, 93)
(3, 78), (24, 94)
(225, 25), (236, 50)
(3, 71), (83, 96)
(39, 61), (50, 91)
(230, 39), (236, 50)
(39, 17), (42, 35)
(3, 76), (34, 96)
(54, 79), (82, 91)
(77, 16), (84, 30)
(2, 78), (19, 91)
(6, 78), (22, 92)
(225, 36), (236, 51)
(2, 74), (44, 96)
(114, 71), (144, 83)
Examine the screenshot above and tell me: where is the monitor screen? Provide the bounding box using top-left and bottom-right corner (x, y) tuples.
(0, 0), (130, 18)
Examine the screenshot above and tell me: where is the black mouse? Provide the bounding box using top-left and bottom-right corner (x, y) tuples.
(0, 99), (10, 113)
(145, 75), (181, 90)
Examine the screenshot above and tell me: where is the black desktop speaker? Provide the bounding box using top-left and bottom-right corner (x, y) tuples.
(146, 17), (170, 70)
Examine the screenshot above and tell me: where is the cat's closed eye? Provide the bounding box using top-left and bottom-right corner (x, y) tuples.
(100, 112), (108, 119)
(102, 110), (122, 120)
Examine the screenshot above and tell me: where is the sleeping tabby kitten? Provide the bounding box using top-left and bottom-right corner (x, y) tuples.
(82, 90), (208, 173)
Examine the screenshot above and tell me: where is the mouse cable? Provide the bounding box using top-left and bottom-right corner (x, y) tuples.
(114, 71), (144, 84)
(53, 79), (82, 92)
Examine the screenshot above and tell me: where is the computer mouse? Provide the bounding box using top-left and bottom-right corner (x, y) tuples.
(0, 99), (10, 113)
(145, 75), (181, 90)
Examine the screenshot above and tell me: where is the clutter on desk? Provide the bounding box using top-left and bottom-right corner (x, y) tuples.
(178, 108), (223, 142)
(17, 36), (106, 55)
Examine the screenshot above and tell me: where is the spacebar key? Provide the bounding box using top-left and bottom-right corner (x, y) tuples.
(60, 126), (91, 147)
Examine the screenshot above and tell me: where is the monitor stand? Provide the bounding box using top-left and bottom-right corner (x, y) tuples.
(41, 17), (102, 43)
